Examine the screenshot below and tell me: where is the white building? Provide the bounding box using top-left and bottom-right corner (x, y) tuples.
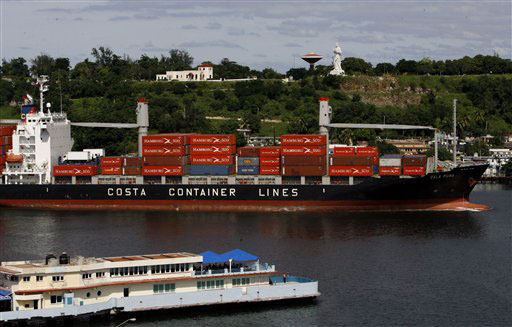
(156, 64), (213, 82)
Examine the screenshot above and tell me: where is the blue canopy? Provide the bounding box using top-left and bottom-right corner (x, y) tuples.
(220, 249), (258, 262)
(200, 249), (259, 264)
(199, 251), (224, 264)
(0, 289), (11, 302)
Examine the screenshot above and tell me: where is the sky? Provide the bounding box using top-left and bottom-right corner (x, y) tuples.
(0, 0), (510, 72)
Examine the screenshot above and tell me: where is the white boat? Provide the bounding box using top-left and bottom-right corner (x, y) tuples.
(0, 249), (319, 323)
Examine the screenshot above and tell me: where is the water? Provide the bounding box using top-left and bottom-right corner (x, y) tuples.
(0, 184), (510, 326)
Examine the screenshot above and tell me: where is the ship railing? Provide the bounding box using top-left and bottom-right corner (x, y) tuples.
(193, 264), (275, 277)
(270, 276), (317, 284)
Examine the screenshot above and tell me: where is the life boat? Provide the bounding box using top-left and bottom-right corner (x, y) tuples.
(5, 154), (23, 163)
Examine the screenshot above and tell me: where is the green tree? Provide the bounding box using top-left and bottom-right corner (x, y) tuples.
(30, 53), (55, 76)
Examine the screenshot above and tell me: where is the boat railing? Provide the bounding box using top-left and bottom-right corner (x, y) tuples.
(193, 263), (275, 277)
(270, 276), (317, 284)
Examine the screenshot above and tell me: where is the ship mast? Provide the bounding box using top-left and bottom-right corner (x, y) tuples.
(36, 75), (50, 113)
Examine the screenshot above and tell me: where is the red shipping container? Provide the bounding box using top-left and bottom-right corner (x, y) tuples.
(402, 155), (427, 166)
(238, 147), (260, 157)
(282, 165), (326, 176)
(356, 147), (378, 155)
(143, 156), (188, 166)
(190, 145), (236, 155)
(329, 166), (373, 176)
(190, 155), (234, 165)
(123, 167), (142, 175)
(123, 157), (142, 167)
(142, 134), (188, 146)
(142, 146), (187, 156)
(260, 157), (280, 166)
(189, 134), (236, 145)
(260, 166), (280, 175)
(330, 156), (373, 166)
(259, 147), (281, 157)
(102, 166), (122, 175)
(281, 156), (326, 166)
(379, 166), (401, 176)
(53, 165), (98, 176)
(101, 157), (123, 166)
(280, 134), (326, 145)
(142, 166), (183, 176)
(281, 146), (326, 156)
(333, 147), (355, 156)
(0, 126), (16, 136)
(403, 166), (426, 176)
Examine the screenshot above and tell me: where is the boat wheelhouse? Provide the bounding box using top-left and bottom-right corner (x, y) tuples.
(0, 250), (319, 322)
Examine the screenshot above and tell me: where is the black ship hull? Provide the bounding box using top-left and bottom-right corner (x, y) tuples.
(0, 165), (488, 212)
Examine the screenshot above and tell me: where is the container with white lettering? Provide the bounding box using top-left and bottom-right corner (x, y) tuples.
(237, 157), (259, 166)
(237, 165), (259, 175)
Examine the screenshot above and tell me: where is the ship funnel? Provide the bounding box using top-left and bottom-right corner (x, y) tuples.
(59, 252), (70, 265)
(45, 253), (57, 265)
(136, 99), (149, 157)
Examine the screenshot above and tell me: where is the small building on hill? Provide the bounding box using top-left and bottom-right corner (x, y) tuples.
(156, 64), (213, 82)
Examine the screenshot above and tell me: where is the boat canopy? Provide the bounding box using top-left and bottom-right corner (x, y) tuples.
(0, 289), (11, 301)
(200, 249), (258, 264)
(199, 251), (224, 264)
(221, 249), (258, 262)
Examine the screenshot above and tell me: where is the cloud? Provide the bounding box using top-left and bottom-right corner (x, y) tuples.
(284, 42), (302, 48)
(177, 40), (245, 49)
(205, 22), (222, 30)
(182, 25), (197, 30)
(109, 16), (131, 21)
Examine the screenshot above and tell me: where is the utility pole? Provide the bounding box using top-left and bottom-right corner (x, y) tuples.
(453, 99), (457, 166)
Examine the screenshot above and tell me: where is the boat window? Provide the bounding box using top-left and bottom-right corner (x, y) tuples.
(50, 295), (63, 303)
(197, 281), (206, 290)
(22, 276), (30, 282)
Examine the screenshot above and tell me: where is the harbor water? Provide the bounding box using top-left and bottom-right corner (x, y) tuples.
(0, 183), (510, 326)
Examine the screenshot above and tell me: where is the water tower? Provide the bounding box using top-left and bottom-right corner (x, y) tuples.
(301, 52), (323, 71)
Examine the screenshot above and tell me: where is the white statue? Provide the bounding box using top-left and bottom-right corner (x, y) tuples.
(329, 43), (345, 76)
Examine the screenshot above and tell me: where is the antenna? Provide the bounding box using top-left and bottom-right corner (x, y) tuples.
(37, 75), (49, 113)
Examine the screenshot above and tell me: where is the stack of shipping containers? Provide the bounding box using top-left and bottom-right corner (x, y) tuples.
(281, 135), (327, 177)
(237, 147), (260, 175)
(142, 134), (190, 181)
(402, 155), (427, 176)
(188, 134), (236, 175)
(379, 154), (403, 177)
(0, 125), (15, 174)
(259, 147), (281, 175)
(329, 147), (374, 178)
(101, 157), (123, 175)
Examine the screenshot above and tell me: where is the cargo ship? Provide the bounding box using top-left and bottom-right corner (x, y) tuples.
(0, 77), (488, 212)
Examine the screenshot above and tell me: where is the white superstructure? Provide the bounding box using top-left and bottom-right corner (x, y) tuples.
(1, 76), (73, 184)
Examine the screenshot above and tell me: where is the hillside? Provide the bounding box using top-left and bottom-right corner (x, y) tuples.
(1, 74), (510, 155)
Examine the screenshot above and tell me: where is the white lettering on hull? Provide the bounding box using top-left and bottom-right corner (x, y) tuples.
(168, 187), (237, 198)
(107, 188), (147, 197)
(258, 188), (298, 197)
